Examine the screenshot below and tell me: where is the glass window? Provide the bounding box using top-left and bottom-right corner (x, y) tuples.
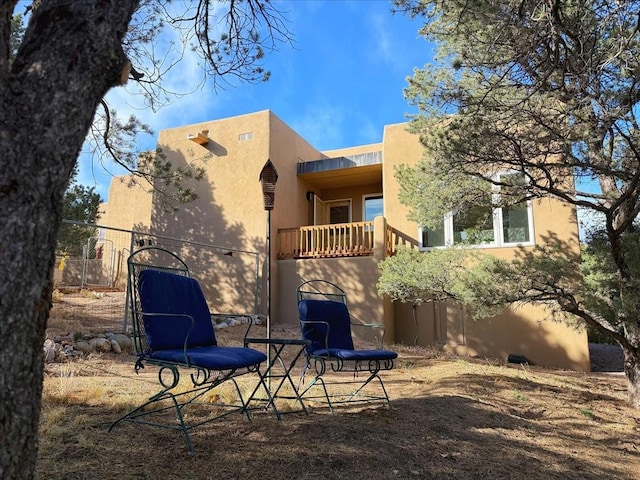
(502, 204), (530, 243)
(422, 225), (446, 247)
(419, 171), (533, 249)
(364, 195), (383, 222)
(452, 200), (495, 245)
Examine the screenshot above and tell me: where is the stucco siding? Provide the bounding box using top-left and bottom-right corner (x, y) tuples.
(277, 257), (391, 345)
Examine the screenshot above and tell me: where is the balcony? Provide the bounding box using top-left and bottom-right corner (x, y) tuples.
(277, 220), (415, 260)
(277, 222), (373, 259)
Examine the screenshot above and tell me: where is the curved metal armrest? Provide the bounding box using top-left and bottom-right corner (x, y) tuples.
(350, 322), (387, 349)
(240, 315), (261, 345)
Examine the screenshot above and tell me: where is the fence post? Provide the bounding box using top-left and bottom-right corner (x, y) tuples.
(122, 231), (136, 332)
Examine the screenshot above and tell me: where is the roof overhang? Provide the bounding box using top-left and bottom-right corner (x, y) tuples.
(297, 163), (382, 189)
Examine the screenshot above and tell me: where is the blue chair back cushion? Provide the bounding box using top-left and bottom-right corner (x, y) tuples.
(138, 269), (217, 351)
(298, 299), (354, 354)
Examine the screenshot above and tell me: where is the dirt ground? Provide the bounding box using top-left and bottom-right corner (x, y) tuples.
(36, 318), (640, 480)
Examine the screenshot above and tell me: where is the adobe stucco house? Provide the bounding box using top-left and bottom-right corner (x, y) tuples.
(100, 109), (590, 371)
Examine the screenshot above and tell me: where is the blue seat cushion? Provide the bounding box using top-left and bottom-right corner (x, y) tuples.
(312, 348), (398, 361)
(298, 299), (354, 354)
(149, 346), (267, 370)
(138, 269), (217, 350)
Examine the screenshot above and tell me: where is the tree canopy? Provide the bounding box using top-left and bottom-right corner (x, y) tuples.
(388, 0), (640, 407)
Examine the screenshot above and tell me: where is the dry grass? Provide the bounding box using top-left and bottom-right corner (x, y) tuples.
(47, 290), (127, 336)
(36, 324), (640, 480)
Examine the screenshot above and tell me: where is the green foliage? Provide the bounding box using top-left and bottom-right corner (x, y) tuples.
(579, 408), (596, 420)
(9, 14), (25, 63)
(56, 171), (101, 256)
(397, 0), (640, 214)
(137, 148), (206, 207)
(377, 245), (470, 304)
(579, 229), (640, 341)
(395, 158), (489, 231)
(379, 238), (583, 323)
(453, 238), (583, 322)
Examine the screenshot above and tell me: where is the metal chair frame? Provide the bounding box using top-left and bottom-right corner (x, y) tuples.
(109, 246), (268, 454)
(296, 279), (397, 412)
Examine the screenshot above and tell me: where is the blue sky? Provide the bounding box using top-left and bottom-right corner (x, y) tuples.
(75, 0), (433, 201)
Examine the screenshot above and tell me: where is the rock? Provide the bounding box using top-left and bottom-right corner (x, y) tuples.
(110, 333), (132, 350)
(110, 339), (122, 353)
(44, 331), (133, 363)
(54, 334), (74, 343)
(75, 341), (91, 353)
(92, 337), (112, 352)
(43, 343), (56, 363)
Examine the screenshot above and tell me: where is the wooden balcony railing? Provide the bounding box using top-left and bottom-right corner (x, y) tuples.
(386, 225), (419, 253)
(277, 222), (375, 259)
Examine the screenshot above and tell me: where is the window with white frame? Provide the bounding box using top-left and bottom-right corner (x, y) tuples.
(420, 171), (534, 249)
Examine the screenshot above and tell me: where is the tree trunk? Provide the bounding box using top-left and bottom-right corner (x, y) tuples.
(0, 2), (138, 478)
(623, 347), (640, 408)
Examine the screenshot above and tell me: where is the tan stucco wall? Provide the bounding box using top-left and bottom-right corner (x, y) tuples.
(105, 110), (326, 317)
(150, 110), (272, 246)
(97, 177), (154, 288)
(464, 304), (589, 370)
(277, 256), (391, 345)
(381, 123), (427, 242)
(394, 300), (589, 370)
(100, 175), (153, 231)
(267, 112), (326, 321)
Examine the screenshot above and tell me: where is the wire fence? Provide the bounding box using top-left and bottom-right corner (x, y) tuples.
(49, 220), (260, 335)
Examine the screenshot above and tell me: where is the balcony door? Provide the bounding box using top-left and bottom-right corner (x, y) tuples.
(314, 196), (351, 225)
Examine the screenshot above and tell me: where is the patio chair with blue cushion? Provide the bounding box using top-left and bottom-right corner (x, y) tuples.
(296, 279), (397, 412)
(109, 247), (267, 454)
